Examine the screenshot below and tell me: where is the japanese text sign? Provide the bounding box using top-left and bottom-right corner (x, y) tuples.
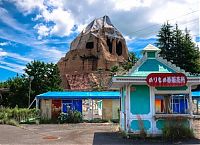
(146, 73), (187, 87)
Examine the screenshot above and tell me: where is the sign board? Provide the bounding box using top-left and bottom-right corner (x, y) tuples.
(146, 73), (187, 87)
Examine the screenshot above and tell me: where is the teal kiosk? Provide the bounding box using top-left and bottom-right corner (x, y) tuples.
(110, 44), (200, 135)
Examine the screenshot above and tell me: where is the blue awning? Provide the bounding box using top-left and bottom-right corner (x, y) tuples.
(36, 91), (120, 99)
(192, 91), (200, 99)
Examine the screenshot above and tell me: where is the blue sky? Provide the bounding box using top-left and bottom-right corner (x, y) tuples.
(0, 0), (199, 82)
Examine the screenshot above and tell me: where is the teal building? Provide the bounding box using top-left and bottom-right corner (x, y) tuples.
(110, 44), (200, 135)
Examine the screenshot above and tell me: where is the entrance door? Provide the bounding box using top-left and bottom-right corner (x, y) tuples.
(62, 103), (72, 113)
(62, 100), (73, 113)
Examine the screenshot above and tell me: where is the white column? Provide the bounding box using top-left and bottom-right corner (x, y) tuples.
(188, 84), (193, 129)
(189, 85), (193, 116)
(88, 99), (91, 120)
(150, 86), (155, 134)
(92, 99), (94, 119)
(126, 84), (130, 132)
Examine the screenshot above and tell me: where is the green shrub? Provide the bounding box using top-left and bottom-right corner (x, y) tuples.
(39, 118), (58, 124)
(0, 107), (40, 124)
(58, 110), (83, 123)
(85, 118), (108, 123)
(5, 119), (19, 126)
(110, 119), (119, 123)
(162, 120), (194, 141)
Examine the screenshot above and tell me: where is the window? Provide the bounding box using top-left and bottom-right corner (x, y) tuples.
(171, 95), (188, 114)
(155, 96), (164, 113)
(155, 94), (189, 114)
(86, 42), (94, 49)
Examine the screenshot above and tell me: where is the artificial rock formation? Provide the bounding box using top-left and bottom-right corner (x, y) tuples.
(58, 15), (128, 90)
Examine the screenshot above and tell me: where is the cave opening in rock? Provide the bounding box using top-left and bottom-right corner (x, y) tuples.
(86, 42), (94, 49)
(116, 41), (122, 56)
(107, 38), (112, 53)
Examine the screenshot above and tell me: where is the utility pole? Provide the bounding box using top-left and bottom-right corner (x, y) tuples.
(28, 76), (34, 108)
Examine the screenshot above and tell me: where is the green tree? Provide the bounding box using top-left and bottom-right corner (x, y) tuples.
(122, 52), (138, 71)
(24, 61), (62, 101)
(110, 66), (119, 74)
(156, 23), (200, 74)
(0, 76), (29, 107)
(156, 22), (174, 59)
(0, 61), (62, 108)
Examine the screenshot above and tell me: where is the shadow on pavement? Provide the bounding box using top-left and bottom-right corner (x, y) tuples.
(92, 132), (200, 145)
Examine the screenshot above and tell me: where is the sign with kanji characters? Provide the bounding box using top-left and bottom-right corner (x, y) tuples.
(146, 73), (187, 87)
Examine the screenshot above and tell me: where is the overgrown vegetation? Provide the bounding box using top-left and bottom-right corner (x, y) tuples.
(156, 23), (200, 74)
(110, 52), (138, 75)
(0, 60), (62, 108)
(162, 119), (194, 141)
(58, 110), (83, 124)
(0, 107), (40, 125)
(84, 118), (108, 123)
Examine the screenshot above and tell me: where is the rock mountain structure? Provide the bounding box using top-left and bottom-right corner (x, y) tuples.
(58, 16), (128, 90)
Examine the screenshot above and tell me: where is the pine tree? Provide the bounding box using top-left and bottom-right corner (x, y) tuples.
(156, 22), (173, 59)
(156, 23), (200, 74)
(181, 28), (200, 74)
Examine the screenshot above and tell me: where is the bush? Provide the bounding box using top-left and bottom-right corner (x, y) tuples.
(110, 119), (119, 123)
(162, 120), (194, 141)
(5, 119), (19, 126)
(0, 106), (40, 124)
(84, 118), (108, 123)
(58, 110), (83, 123)
(39, 118), (58, 124)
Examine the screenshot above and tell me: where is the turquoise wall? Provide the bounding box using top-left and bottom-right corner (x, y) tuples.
(156, 119), (190, 130)
(130, 85), (150, 114)
(131, 120), (151, 131)
(138, 59), (175, 72)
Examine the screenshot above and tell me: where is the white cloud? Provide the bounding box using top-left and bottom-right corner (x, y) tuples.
(0, 42), (10, 46)
(12, 0), (45, 15)
(34, 24), (51, 39)
(0, 62), (24, 74)
(112, 0), (152, 11)
(41, 8), (75, 36)
(10, 0), (199, 40)
(0, 29), (65, 63)
(124, 35), (135, 44)
(0, 61), (25, 70)
(0, 48), (32, 63)
(0, 51), (7, 57)
(12, 0), (75, 37)
(0, 7), (31, 34)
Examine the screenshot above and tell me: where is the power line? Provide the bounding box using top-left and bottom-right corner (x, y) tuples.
(130, 18), (199, 38)
(126, 10), (199, 36)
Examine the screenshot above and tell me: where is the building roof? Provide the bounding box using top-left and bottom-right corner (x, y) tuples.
(192, 91), (200, 97)
(110, 44), (200, 89)
(142, 44), (161, 52)
(128, 59), (176, 76)
(36, 91), (120, 99)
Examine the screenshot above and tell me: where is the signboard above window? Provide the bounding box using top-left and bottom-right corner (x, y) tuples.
(146, 73), (187, 87)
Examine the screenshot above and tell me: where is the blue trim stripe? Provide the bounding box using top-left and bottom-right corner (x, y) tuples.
(192, 91), (200, 97)
(36, 91), (120, 99)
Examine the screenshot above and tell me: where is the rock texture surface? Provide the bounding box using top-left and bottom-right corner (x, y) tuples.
(58, 16), (128, 90)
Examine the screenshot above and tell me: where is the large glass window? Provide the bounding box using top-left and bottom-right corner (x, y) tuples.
(155, 94), (189, 114)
